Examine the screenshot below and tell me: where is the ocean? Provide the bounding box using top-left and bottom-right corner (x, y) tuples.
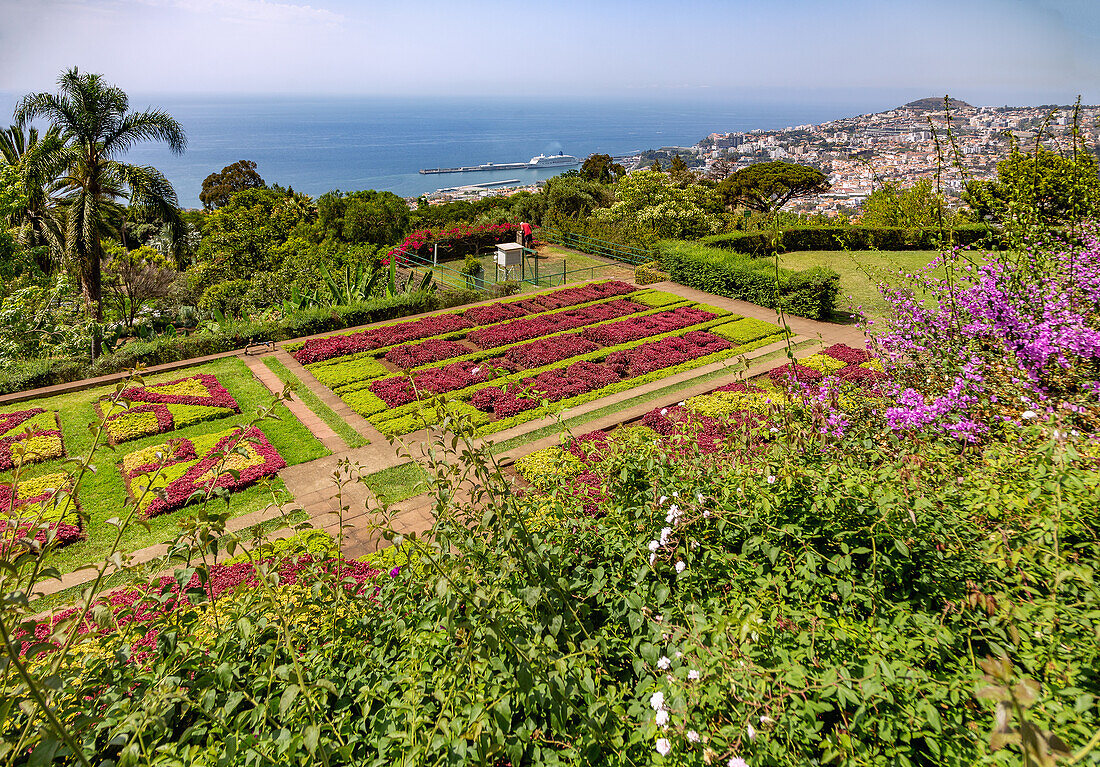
(0, 94), (890, 208)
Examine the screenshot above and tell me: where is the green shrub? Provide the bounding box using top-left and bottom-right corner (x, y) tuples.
(700, 224), (998, 255)
(660, 241), (840, 320)
(0, 357), (87, 396)
(633, 261), (669, 285)
(198, 279), (251, 318)
(710, 317), (784, 344)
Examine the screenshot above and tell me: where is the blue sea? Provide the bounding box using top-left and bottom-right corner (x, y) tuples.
(0, 94), (894, 208)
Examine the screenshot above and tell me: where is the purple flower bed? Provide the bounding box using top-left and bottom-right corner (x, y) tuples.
(604, 331), (731, 378)
(468, 299), (646, 349)
(581, 307), (717, 346)
(384, 338), (469, 370)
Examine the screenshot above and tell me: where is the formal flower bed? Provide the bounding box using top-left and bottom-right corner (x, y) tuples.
(0, 408), (65, 470)
(293, 280), (639, 365)
(21, 554), (382, 658)
(580, 306), (716, 346)
(384, 338), (470, 370)
(95, 374), (241, 445)
(466, 298), (646, 349)
(0, 472), (83, 548)
(121, 426), (286, 518)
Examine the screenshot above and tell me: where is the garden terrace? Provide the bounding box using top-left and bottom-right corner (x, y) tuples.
(294, 280), (791, 439)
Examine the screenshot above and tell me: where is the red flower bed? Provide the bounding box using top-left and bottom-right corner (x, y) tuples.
(581, 306), (716, 346)
(384, 339), (469, 369)
(123, 438), (198, 478)
(472, 361), (621, 417)
(821, 343), (872, 365)
(567, 430), (611, 463)
(497, 334), (600, 372)
(20, 555), (382, 658)
(767, 363), (826, 385)
(0, 408), (64, 471)
(370, 361), (493, 408)
(117, 373), (240, 410)
(837, 365), (887, 384)
(604, 331), (731, 378)
(140, 427), (286, 518)
(512, 280), (636, 313)
(468, 299), (646, 349)
(462, 302), (529, 326)
(294, 314), (474, 364)
(0, 478), (84, 550)
(639, 405), (761, 455)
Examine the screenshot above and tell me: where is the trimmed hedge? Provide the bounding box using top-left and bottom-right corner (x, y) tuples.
(659, 241), (839, 320)
(0, 293), (440, 396)
(699, 224), (997, 255)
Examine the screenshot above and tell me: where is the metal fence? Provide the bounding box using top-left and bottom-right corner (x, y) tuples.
(537, 226), (655, 266)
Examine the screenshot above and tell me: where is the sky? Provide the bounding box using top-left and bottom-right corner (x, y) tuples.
(2, 0), (1100, 104)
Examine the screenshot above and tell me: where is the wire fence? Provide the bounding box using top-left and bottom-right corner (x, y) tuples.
(537, 226), (655, 266)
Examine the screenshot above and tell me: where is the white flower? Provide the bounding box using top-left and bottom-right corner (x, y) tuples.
(1021, 410), (1037, 419)
(690, 540), (699, 550)
(648, 540), (661, 552)
(660, 527), (672, 545)
(747, 723), (757, 740)
(655, 614), (663, 623)
(687, 730), (700, 743)
(655, 708), (670, 727)
(659, 408), (668, 416)
(672, 491), (679, 497)
(729, 758), (748, 767)
(702, 509), (711, 518)
(696, 492), (704, 502)
(675, 651), (683, 659)
(657, 656), (671, 670)
(658, 495), (668, 505)
(656, 738), (672, 756)
(471, 366), (481, 375)
(688, 669), (700, 680)
(760, 715), (775, 726)
(675, 560), (686, 574)
(665, 505), (681, 524)
(677, 401), (685, 407)
(766, 474), (776, 484)
(649, 552), (658, 566)
(649, 691), (665, 710)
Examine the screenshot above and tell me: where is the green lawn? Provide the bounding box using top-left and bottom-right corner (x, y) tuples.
(774, 250), (944, 321)
(261, 356), (369, 448)
(2, 357), (329, 575)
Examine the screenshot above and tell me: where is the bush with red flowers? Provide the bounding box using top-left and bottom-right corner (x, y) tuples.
(389, 223), (520, 262)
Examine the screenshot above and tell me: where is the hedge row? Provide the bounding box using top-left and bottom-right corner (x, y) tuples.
(659, 241), (840, 320)
(698, 224), (998, 255)
(0, 292), (448, 397)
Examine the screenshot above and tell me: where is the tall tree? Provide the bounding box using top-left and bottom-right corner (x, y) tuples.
(579, 153), (625, 184)
(15, 68), (187, 346)
(0, 124), (66, 271)
(200, 160), (266, 210)
(716, 161), (830, 215)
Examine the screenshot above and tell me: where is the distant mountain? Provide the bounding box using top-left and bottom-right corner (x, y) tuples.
(903, 97), (973, 111)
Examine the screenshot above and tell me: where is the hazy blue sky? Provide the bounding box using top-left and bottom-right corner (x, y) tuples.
(2, 0), (1099, 104)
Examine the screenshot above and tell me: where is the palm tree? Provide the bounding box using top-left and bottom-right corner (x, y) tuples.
(15, 68), (186, 343)
(0, 123), (66, 272)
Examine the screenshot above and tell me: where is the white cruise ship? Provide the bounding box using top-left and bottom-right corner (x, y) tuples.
(528, 152), (581, 167)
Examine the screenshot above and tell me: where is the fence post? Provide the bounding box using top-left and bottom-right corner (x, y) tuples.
(433, 243), (438, 266)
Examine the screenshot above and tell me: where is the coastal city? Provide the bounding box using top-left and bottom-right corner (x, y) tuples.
(422, 98), (1100, 216)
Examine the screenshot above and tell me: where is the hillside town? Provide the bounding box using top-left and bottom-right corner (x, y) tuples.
(423, 99), (1100, 215)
